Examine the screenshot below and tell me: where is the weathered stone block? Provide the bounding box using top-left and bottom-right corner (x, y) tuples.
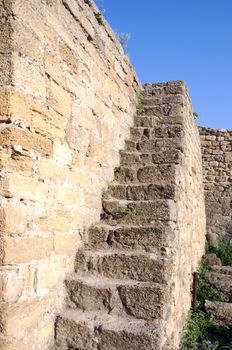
(0, 126), (53, 156)
(0, 173), (48, 202)
(54, 234), (81, 255)
(2, 236), (53, 264)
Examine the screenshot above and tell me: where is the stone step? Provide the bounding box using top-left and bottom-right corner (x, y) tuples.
(55, 309), (163, 350)
(142, 94), (184, 106)
(108, 184), (176, 201)
(210, 265), (232, 276)
(101, 199), (176, 225)
(120, 150), (182, 166)
(138, 105), (183, 124)
(134, 115), (155, 128)
(114, 164), (176, 184)
(143, 81), (185, 97)
(129, 125), (183, 142)
(66, 275), (168, 321)
(124, 138), (183, 155)
(74, 250), (172, 283)
(205, 300), (232, 324)
(86, 223), (175, 252)
(207, 272), (232, 299)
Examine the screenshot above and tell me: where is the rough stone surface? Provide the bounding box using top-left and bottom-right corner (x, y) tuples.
(199, 127), (232, 240)
(0, 0), (138, 348)
(205, 300), (232, 324)
(0, 0), (210, 348)
(56, 81), (206, 350)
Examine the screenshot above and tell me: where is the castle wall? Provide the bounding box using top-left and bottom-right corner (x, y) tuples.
(0, 0), (138, 348)
(157, 84), (206, 347)
(199, 127), (232, 242)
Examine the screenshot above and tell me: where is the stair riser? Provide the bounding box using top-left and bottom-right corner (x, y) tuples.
(102, 200), (176, 225)
(75, 252), (171, 283)
(87, 225), (175, 252)
(55, 317), (162, 350)
(109, 184), (175, 201)
(66, 280), (167, 321)
(120, 150), (182, 166)
(129, 125), (183, 143)
(114, 165), (176, 184)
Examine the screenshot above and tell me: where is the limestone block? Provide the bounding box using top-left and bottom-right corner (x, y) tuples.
(0, 204), (28, 236)
(2, 236), (53, 264)
(66, 169), (92, 188)
(31, 106), (66, 140)
(13, 54), (46, 99)
(0, 267), (24, 303)
(66, 120), (90, 152)
(35, 207), (75, 233)
(0, 296), (54, 336)
(0, 151), (35, 175)
(12, 19), (43, 63)
(46, 80), (71, 117)
(44, 49), (66, 87)
(0, 126), (53, 156)
(39, 158), (66, 181)
(0, 53), (13, 87)
(0, 173), (48, 202)
(53, 141), (72, 166)
(59, 39), (79, 75)
(56, 186), (80, 205)
(36, 259), (64, 290)
(54, 233), (81, 255)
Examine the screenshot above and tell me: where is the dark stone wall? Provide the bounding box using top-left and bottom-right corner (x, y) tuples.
(199, 127), (232, 243)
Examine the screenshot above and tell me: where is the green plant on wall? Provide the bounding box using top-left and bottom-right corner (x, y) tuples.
(193, 112), (200, 120)
(101, 188), (112, 200)
(118, 204), (134, 215)
(115, 32), (131, 52)
(94, 12), (104, 25)
(136, 92), (144, 113)
(208, 239), (232, 266)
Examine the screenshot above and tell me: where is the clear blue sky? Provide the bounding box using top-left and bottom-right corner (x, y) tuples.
(95, 0), (232, 130)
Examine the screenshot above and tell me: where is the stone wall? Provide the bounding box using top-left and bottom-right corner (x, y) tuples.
(55, 81), (206, 350)
(0, 0), (138, 348)
(199, 127), (232, 242)
(154, 83), (206, 347)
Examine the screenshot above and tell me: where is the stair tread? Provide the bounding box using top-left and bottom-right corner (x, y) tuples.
(67, 274), (167, 289)
(59, 308), (161, 333)
(78, 249), (169, 259)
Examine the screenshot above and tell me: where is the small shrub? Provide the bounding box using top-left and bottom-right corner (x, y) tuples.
(193, 112), (200, 120)
(208, 239), (232, 266)
(181, 311), (216, 350)
(197, 260), (227, 309)
(224, 342), (232, 350)
(116, 32), (131, 52)
(102, 188), (112, 200)
(117, 204), (134, 215)
(136, 93), (144, 114)
(94, 12), (104, 25)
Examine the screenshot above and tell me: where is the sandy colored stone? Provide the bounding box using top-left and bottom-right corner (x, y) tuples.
(0, 205), (28, 236)
(0, 151), (35, 175)
(44, 49), (66, 87)
(0, 126), (53, 156)
(54, 233), (81, 255)
(0, 173), (48, 201)
(2, 236), (53, 264)
(31, 107), (66, 140)
(13, 54), (46, 99)
(46, 79), (71, 117)
(0, 296), (54, 336)
(36, 259), (64, 290)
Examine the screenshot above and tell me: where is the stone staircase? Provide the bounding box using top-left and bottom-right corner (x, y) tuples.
(55, 81), (197, 350)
